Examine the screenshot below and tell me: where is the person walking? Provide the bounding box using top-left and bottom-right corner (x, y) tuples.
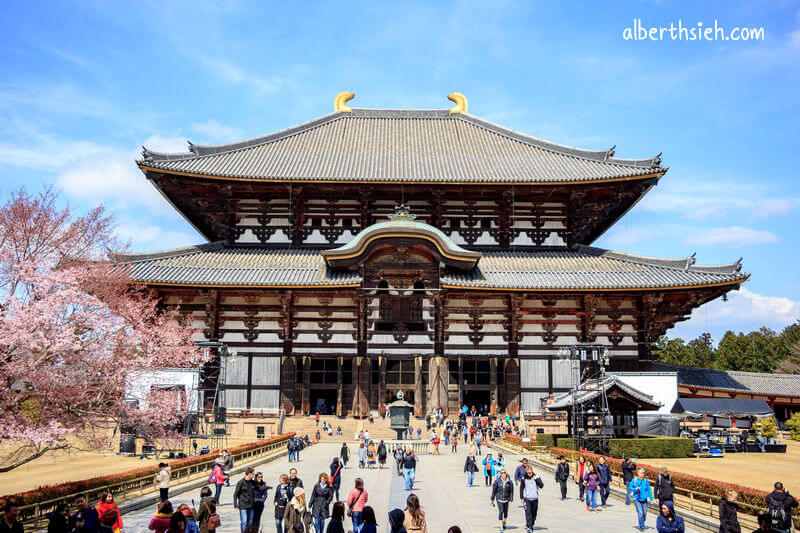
(378, 440), (388, 469)
(655, 466), (675, 509)
(402, 449), (417, 491)
(483, 453), (497, 486)
(288, 437), (296, 462)
(308, 472), (334, 533)
(148, 501), (173, 533)
(464, 452), (479, 487)
(395, 445), (405, 476)
(628, 468), (653, 531)
(69, 496), (100, 533)
(274, 474), (291, 533)
(656, 501), (685, 533)
(154, 463), (171, 502)
(212, 458), (226, 503)
(388, 509), (407, 533)
(196, 486), (219, 533)
(451, 434), (458, 454)
(283, 487), (311, 533)
(765, 482), (798, 533)
(330, 458), (343, 501)
(357, 442), (368, 469)
(367, 441), (377, 469)
(555, 455), (570, 500)
(233, 467), (257, 533)
(177, 504), (199, 533)
(514, 459), (529, 484)
(96, 492), (123, 533)
(46, 503), (70, 533)
(288, 468), (304, 497)
(326, 502), (346, 533)
(574, 456), (586, 503)
(583, 464), (600, 512)
(223, 451), (234, 487)
(403, 494), (427, 533)
(719, 490), (742, 533)
(360, 506), (378, 533)
(346, 477), (369, 533)
(490, 468), (514, 531)
(340, 442), (350, 468)
(474, 431), (483, 455)
(252, 472), (271, 530)
(596, 457), (611, 509)
(519, 466), (544, 532)
(622, 457), (637, 506)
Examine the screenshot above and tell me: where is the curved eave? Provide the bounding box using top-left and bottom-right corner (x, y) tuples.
(138, 163), (665, 187)
(321, 228), (481, 269)
(441, 275), (749, 292)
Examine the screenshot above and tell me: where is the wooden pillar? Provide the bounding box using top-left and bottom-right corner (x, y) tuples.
(414, 355), (424, 417)
(458, 356), (464, 407)
(302, 356), (311, 415)
(336, 355), (343, 417)
(378, 356), (387, 414)
(428, 356), (448, 416)
(490, 357), (498, 416)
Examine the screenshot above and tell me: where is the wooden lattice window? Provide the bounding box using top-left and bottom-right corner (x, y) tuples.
(376, 280), (425, 332)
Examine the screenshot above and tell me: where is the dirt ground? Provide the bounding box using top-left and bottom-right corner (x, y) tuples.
(0, 435), (254, 497)
(648, 439), (800, 495)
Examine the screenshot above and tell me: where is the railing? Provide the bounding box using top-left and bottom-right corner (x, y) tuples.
(386, 441), (430, 454)
(20, 435), (291, 529)
(493, 439), (798, 532)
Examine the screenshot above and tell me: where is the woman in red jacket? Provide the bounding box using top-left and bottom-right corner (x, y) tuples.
(96, 492), (124, 533)
(149, 500), (173, 533)
(211, 458), (227, 503)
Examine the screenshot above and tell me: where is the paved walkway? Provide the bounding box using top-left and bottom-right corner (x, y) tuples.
(123, 441), (698, 532)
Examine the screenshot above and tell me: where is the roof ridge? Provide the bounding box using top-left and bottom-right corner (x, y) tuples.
(454, 112), (663, 169)
(138, 107), (666, 170)
(577, 245), (744, 276)
(113, 241), (225, 263)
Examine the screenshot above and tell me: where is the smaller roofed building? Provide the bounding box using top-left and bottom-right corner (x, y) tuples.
(650, 362), (800, 425)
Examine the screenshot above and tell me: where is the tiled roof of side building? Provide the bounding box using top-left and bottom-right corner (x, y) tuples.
(650, 362), (800, 398)
(117, 243), (746, 290)
(137, 108), (666, 184)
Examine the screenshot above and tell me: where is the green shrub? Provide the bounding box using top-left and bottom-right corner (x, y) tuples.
(556, 437), (576, 450)
(787, 412), (800, 441)
(534, 433), (555, 447)
(609, 436), (693, 458)
(757, 417), (778, 439)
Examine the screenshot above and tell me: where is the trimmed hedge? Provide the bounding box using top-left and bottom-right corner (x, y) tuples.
(610, 436), (693, 459)
(554, 436), (691, 458)
(1, 433), (294, 508)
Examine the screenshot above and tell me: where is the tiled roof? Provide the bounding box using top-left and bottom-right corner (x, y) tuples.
(440, 245), (746, 290)
(138, 108), (666, 184)
(549, 374), (661, 410)
(120, 243), (359, 287)
(119, 243), (746, 290)
(651, 362), (800, 398)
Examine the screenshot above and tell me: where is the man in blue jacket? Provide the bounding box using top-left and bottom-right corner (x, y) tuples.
(596, 456), (612, 508)
(655, 500), (685, 533)
(628, 468), (653, 531)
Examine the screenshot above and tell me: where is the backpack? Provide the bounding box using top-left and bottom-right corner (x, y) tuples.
(768, 499), (787, 528)
(201, 500), (221, 531)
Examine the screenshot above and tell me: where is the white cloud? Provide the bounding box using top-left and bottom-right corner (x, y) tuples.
(190, 120), (243, 143)
(56, 135), (188, 217)
(684, 226), (779, 246)
(115, 220), (199, 251)
(0, 136), (108, 170)
(673, 287), (800, 339)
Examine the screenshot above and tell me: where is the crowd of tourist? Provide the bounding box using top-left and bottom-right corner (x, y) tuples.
(3, 406), (799, 533)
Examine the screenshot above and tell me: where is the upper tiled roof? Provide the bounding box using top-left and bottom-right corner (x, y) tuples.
(138, 108), (666, 184)
(650, 362), (800, 398)
(440, 245), (746, 290)
(118, 243), (746, 290)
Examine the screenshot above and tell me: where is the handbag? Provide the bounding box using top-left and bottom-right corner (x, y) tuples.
(347, 489), (363, 517)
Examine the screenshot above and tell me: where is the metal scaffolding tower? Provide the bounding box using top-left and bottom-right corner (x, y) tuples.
(557, 343), (612, 454)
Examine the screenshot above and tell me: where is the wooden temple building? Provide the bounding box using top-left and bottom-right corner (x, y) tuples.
(123, 92), (748, 419)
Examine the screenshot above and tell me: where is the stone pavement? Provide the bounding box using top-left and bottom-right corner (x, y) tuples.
(122, 441), (698, 532)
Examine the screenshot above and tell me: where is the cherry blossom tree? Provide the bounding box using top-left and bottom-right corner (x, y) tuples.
(0, 187), (206, 471)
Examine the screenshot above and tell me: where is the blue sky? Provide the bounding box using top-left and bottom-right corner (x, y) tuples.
(2, 0), (799, 342)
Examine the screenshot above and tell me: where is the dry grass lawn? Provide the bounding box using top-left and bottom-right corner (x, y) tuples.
(0, 435), (254, 497)
(648, 439), (800, 495)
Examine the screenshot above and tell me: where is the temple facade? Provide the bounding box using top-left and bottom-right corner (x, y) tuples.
(124, 93), (747, 418)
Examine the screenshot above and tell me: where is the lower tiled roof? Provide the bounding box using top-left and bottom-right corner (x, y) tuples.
(119, 243), (746, 291)
(651, 362), (800, 398)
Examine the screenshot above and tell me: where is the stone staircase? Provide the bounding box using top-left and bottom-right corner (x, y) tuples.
(282, 415), (399, 441)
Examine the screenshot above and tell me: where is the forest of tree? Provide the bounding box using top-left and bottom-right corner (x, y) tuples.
(652, 322), (800, 373)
